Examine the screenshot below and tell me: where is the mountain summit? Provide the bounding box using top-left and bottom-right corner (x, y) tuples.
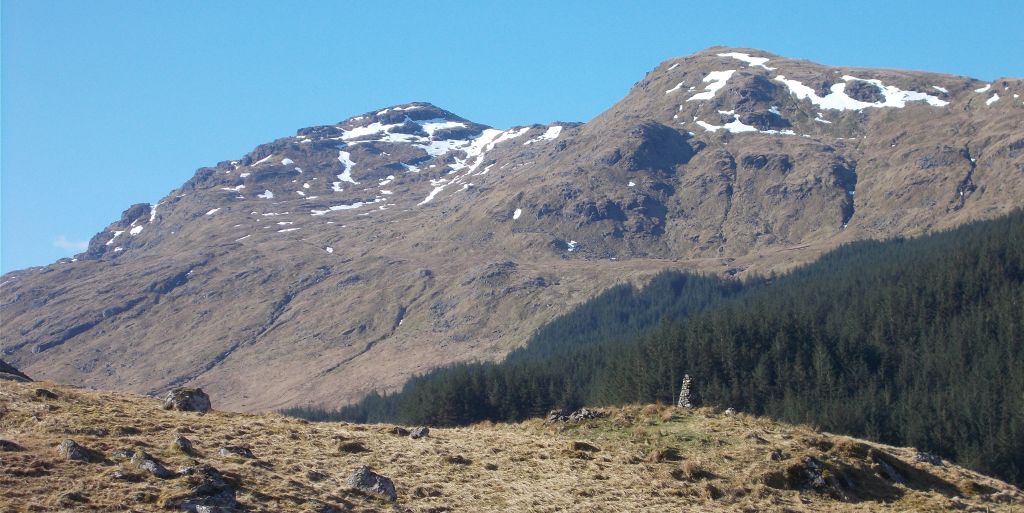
(2, 47), (1022, 410)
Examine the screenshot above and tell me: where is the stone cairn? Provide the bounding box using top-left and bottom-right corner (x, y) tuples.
(677, 374), (699, 409)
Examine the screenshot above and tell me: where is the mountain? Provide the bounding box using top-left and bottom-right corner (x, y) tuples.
(1, 47), (1022, 411)
(2, 379), (1021, 512)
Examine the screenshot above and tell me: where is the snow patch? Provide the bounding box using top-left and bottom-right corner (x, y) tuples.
(513, 208), (522, 220)
(775, 75), (948, 110)
(524, 125), (563, 145)
(986, 93), (1000, 106)
(687, 70), (736, 102)
(252, 154), (275, 166)
(975, 84), (991, 93)
(257, 190), (275, 199)
(129, 225), (144, 236)
(281, 158), (294, 165)
(717, 52), (775, 70)
(106, 230), (125, 245)
(628, 181), (636, 187)
(932, 85), (949, 93)
(336, 151), (359, 184)
(205, 208), (220, 216)
(325, 247), (333, 253)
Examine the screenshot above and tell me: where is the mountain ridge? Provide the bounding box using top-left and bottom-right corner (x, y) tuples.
(1, 47), (1022, 411)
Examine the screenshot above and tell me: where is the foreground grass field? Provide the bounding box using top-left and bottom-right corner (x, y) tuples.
(1, 380), (1021, 512)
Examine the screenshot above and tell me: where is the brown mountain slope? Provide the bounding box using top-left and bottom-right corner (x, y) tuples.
(1, 47), (1022, 411)
(2, 380), (1022, 512)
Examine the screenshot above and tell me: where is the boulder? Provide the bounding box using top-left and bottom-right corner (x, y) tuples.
(57, 439), (102, 462)
(391, 426), (410, 436)
(409, 426), (430, 439)
(163, 388), (212, 413)
(34, 388), (58, 399)
(0, 439), (24, 451)
(348, 465), (397, 502)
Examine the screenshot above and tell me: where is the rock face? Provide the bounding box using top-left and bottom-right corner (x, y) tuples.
(0, 359), (31, 382)
(1, 48), (1022, 411)
(347, 465), (397, 502)
(163, 388), (212, 413)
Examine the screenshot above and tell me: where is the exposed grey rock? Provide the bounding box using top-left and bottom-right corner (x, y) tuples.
(409, 426), (430, 439)
(163, 387), (212, 413)
(131, 450), (175, 478)
(57, 439), (102, 462)
(724, 407), (737, 416)
(391, 426), (410, 436)
(348, 465), (397, 501)
(219, 445), (254, 458)
(111, 448), (136, 460)
(915, 451), (944, 466)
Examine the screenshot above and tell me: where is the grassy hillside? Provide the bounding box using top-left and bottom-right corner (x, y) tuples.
(2, 380), (1022, 512)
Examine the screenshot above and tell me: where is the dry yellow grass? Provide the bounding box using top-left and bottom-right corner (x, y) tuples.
(1, 381), (1021, 512)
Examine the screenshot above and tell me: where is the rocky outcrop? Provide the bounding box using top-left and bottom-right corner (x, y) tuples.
(0, 359), (31, 382)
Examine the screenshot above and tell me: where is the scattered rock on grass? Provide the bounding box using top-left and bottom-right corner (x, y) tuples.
(131, 450), (175, 478)
(338, 440), (369, 453)
(219, 446), (254, 459)
(391, 426), (410, 436)
(409, 426), (429, 439)
(168, 464), (239, 512)
(348, 465), (397, 501)
(546, 407), (605, 423)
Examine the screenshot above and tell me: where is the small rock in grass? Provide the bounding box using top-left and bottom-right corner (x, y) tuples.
(219, 446), (255, 458)
(348, 465), (397, 501)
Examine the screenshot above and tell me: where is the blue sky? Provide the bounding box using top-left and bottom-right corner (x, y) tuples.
(2, 0), (1022, 273)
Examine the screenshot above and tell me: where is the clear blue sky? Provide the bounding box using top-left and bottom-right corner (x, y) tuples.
(3, 0), (1022, 273)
